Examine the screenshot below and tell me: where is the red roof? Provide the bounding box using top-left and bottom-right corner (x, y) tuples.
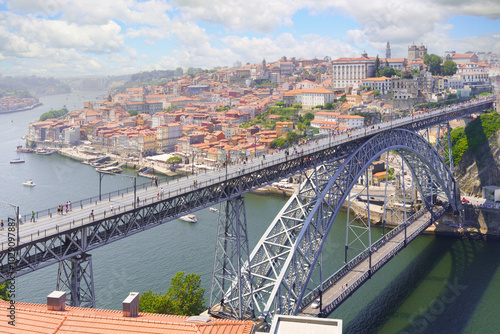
(0, 300), (254, 334)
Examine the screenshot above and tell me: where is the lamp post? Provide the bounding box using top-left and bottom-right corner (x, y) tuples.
(121, 174), (138, 209)
(0, 200), (20, 245)
(225, 151), (229, 180)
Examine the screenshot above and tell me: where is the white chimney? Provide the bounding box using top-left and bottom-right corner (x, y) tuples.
(122, 292), (140, 317)
(47, 291), (66, 311)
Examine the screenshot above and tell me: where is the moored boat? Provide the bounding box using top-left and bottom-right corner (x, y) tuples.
(10, 158), (25, 164)
(179, 214), (198, 223)
(209, 207), (218, 212)
(96, 166), (123, 174)
(16, 145), (35, 153)
(23, 180), (36, 187)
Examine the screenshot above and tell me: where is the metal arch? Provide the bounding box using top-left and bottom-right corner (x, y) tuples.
(239, 129), (459, 322)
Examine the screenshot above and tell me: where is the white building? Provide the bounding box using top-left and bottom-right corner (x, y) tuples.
(338, 115), (365, 129)
(64, 126), (80, 145)
(455, 72), (489, 84)
(332, 52), (376, 90)
(361, 76), (393, 94)
(300, 87), (335, 109)
(156, 123), (182, 152)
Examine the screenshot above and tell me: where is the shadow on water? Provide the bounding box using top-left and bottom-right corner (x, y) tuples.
(409, 238), (500, 334)
(344, 236), (500, 334)
(343, 237), (448, 334)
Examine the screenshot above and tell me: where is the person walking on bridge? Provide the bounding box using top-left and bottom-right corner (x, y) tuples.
(30, 211), (35, 223)
(89, 210), (94, 221)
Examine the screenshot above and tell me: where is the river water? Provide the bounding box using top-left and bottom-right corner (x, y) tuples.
(1, 91), (500, 333)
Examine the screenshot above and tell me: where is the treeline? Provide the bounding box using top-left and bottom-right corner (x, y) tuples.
(39, 108), (68, 121)
(451, 109), (500, 165)
(0, 90), (33, 99)
(0, 75), (70, 96)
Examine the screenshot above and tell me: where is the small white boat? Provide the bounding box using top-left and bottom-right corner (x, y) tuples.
(10, 158), (25, 164)
(209, 207), (218, 212)
(179, 214), (198, 223)
(23, 180), (36, 187)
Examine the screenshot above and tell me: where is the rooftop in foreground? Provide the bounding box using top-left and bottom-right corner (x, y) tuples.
(0, 299), (254, 334)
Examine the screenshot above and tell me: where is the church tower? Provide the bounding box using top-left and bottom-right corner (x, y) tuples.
(386, 41), (391, 59)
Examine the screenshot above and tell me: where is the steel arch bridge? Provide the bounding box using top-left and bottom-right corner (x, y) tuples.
(223, 128), (459, 322)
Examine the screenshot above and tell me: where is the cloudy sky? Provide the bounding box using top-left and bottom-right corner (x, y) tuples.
(0, 0), (499, 77)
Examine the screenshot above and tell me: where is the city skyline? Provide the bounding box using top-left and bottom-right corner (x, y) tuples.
(0, 0), (499, 77)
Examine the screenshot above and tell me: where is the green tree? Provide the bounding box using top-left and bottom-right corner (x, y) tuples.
(285, 131), (300, 145)
(374, 90), (380, 96)
(324, 102), (333, 110)
(374, 55), (380, 77)
(423, 54), (443, 75)
(442, 60), (458, 76)
(167, 272), (206, 316)
(275, 102), (285, 108)
(292, 103), (302, 109)
(271, 138), (286, 148)
(304, 112), (314, 121)
(175, 67), (184, 77)
(166, 156), (182, 167)
(0, 282), (10, 301)
(139, 272), (206, 316)
(139, 290), (176, 314)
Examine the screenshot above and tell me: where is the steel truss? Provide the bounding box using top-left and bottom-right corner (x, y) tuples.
(56, 252), (95, 307)
(1, 100), (491, 283)
(0, 139), (364, 283)
(236, 129), (459, 324)
(209, 196), (254, 320)
(435, 122), (454, 173)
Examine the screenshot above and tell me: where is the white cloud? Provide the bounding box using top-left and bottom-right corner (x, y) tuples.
(222, 33), (357, 64)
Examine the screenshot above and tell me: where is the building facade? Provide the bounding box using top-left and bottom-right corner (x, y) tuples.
(332, 52), (376, 90)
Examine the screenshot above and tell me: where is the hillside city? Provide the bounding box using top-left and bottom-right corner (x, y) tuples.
(24, 43), (500, 173)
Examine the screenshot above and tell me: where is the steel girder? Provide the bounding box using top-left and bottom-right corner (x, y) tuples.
(209, 196), (254, 320)
(56, 252), (95, 308)
(0, 140), (360, 283)
(240, 129), (458, 322)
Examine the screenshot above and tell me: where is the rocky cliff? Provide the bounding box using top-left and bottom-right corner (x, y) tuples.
(455, 129), (500, 197)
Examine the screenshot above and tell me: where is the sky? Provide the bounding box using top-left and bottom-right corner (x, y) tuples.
(0, 0), (499, 77)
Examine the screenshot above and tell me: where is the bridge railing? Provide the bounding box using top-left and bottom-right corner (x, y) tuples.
(299, 208), (427, 311)
(301, 206), (447, 315)
(13, 97), (495, 238)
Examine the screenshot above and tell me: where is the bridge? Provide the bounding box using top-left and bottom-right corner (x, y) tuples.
(0, 96), (496, 324)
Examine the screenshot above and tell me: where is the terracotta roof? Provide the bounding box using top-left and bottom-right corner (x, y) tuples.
(0, 300), (254, 334)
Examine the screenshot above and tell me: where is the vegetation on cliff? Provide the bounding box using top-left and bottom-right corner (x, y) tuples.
(450, 109), (500, 165)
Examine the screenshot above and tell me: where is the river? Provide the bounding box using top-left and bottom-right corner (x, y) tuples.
(1, 91), (500, 333)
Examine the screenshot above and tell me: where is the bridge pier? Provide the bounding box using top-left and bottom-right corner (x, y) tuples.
(209, 196), (254, 320)
(56, 253), (95, 308)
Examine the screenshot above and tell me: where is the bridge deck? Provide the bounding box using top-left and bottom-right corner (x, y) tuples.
(299, 209), (438, 317)
(0, 97), (493, 280)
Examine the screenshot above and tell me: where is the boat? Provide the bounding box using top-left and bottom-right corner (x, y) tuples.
(179, 214), (198, 223)
(23, 180), (36, 187)
(10, 158), (25, 164)
(16, 145), (35, 153)
(96, 166), (123, 174)
(209, 207), (218, 212)
(138, 167), (155, 179)
(36, 148), (57, 155)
